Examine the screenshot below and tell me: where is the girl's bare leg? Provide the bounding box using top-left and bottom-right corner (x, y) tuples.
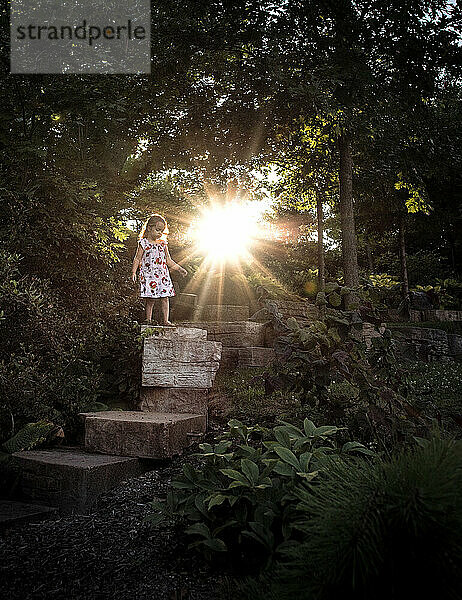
(160, 297), (172, 325)
(145, 298), (155, 321)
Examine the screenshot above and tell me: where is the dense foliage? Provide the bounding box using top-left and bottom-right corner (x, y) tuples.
(146, 418), (374, 570)
(240, 436), (462, 600)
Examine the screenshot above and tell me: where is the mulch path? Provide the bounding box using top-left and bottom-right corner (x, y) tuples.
(0, 444), (230, 600)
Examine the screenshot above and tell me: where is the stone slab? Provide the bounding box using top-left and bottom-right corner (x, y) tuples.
(362, 323), (386, 349)
(9, 447), (147, 514)
(220, 347), (276, 368)
(176, 293), (198, 307)
(142, 363), (221, 388)
(81, 411), (206, 459)
(139, 387), (209, 415)
(391, 326), (451, 361)
(142, 339), (222, 388)
(0, 500), (58, 529)
(171, 295), (198, 321)
(448, 334), (462, 360)
(193, 304), (250, 321)
(140, 325), (207, 341)
(410, 309), (462, 322)
(272, 300), (320, 322)
(180, 321), (266, 347)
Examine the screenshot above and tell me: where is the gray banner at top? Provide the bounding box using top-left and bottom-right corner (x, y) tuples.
(10, 0), (151, 73)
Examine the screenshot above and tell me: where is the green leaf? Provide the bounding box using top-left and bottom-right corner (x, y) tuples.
(296, 470), (319, 481)
(299, 451), (313, 471)
(324, 282), (340, 293)
(208, 494), (227, 509)
(143, 513), (165, 526)
(273, 426), (292, 447)
(342, 441), (376, 456)
(229, 480), (249, 489)
(185, 522), (210, 539)
(171, 480), (195, 490)
(287, 317), (299, 330)
(313, 425), (338, 437)
(220, 468), (248, 485)
(241, 459), (259, 486)
(203, 538), (227, 552)
(277, 421), (303, 437)
(328, 291), (342, 307)
(273, 446), (300, 470)
(328, 327), (341, 343)
(183, 463), (197, 483)
(303, 419), (316, 436)
(273, 461), (295, 476)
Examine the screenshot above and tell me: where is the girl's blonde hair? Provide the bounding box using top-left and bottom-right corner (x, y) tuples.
(138, 214), (168, 241)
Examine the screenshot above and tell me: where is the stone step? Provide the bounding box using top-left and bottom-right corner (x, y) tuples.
(8, 447), (147, 514)
(80, 411), (206, 459)
(142, 338), (222, 388)
(410, 309), (462, 322)
(193, 304), (250, 321)
(220, 346), (276, 369)
(180, 321), (267, 347)
(139, 387), (209, 415)
(0, 500), (58, 530)
(171, 293), (198, 321)
(140, 324), (207, 341)
(250, 300), (319, 324)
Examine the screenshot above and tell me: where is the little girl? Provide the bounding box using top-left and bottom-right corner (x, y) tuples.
(131, 214), (187, 325)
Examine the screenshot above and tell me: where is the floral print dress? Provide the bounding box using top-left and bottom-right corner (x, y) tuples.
(139, 238), (176, 298)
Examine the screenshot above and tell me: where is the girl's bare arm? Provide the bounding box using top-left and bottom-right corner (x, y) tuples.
(165, 245), (187, 276)
(131, 244), (144, 282)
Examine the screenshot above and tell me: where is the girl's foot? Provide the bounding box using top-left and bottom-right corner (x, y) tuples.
(162, 321), (176, 327)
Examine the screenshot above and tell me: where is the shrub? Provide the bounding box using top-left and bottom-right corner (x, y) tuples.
(240, 435), (462, 600)
(145, 418), (374, 572)
(0, 250), (143, 442)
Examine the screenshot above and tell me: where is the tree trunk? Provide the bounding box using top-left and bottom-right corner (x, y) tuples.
(338, 133), (360, 287)
(316, 192), (325, 291)
(399, 213), (409, 298)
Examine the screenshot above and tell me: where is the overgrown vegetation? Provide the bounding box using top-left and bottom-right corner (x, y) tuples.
(146, 418), (374, 571)
(239, 435), (462, 600)
(0, 250), (145, 443)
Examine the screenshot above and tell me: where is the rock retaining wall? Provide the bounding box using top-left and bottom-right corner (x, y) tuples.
(390, 326), (462, 362)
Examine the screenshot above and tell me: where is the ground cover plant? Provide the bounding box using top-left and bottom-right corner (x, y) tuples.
(146, 418), (375, 572)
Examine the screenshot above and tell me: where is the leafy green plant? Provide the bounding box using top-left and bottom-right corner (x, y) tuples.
(1, 420), (57, 454)
(145, 418), (374, 570)
(260, 286), (422, 449)
(240, 435), (462, 600)
(416, 277), (462, 310)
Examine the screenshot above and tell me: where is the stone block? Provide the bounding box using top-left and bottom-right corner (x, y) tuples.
(141, 325), (207, 341)
(410, 309), (462, 322)
(142, 339), (222, 388)
(171, 293), (198, 321)
(0, 500), (57, 529)
(220, 347), (276, 368)
(139, 387), (209, 415)
(448, 334), (462, 360)
(273, 300), (320, 322)
(193, 304), (250, 321)
(362, 323), (386, 349)
(180, 321), (266, 347)
(81, 411), (206, 459)
(391, 326), (451, 361)
(9, 447), (147, 514)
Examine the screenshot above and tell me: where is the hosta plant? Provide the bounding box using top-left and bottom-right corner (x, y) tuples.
(145, 418), (374, 571)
